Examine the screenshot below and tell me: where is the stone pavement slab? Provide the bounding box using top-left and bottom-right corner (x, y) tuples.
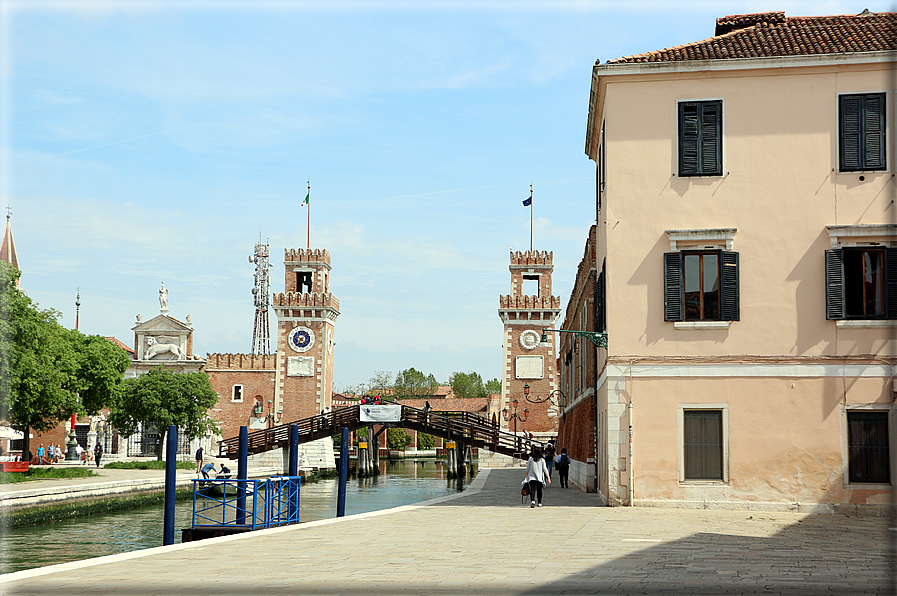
(1, 468), (894, 595)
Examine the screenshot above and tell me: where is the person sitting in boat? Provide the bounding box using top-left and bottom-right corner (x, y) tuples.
(200, 462), (216, 479)
(218, 463), (232, 479)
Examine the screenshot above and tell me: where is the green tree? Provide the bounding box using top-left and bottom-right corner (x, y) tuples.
(386, 428), (411, 450)
(417, 432), (435, 450)
(393, 368), (438, 400)
(108, 367), (219, 460)
(0, 264), (129, 457)
(484, 378), (502, 394)
(449, 371), (487, 399)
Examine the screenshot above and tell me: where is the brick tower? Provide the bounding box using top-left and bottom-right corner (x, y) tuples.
(272, 248), (340, 422)
(498, 250), (562, 438)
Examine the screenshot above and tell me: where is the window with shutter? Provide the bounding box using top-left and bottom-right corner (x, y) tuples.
(683, 410), (724, 481)
(825, 247), (897, 320)
(846, 410), (891, 484)
(679, 404), (728, 483)
(839, 93), (886, 172)
(678, 100), (722, 177)
(665, 250), (739, 322)
(595, 259), (606, 333)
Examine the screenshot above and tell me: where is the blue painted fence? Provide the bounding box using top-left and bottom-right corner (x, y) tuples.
(191, 476), (302, 530)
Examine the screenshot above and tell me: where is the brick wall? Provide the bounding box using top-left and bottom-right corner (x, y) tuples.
(206, 353), (277, 440)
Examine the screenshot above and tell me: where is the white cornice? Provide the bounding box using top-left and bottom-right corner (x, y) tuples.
(826, 224), (897, 248)
(666, 228), (736, 251)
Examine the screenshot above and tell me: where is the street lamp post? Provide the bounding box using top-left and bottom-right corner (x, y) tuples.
(502, 398), (529, 438)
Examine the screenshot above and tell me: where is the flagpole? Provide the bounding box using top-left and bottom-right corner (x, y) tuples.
(306, 180), (310, 250)
(529, 185), (533, 252)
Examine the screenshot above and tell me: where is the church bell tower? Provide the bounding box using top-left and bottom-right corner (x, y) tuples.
(273, 248), (339, 422)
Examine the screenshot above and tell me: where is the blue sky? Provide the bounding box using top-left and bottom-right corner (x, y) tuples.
(1, 0), (882, 390)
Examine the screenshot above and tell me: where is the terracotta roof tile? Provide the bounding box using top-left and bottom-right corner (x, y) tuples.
(105, 336), (135, 355)
(607, 11), (896, 65)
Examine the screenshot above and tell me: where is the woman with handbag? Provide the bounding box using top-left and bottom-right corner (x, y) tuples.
(523, 447), (550, 507)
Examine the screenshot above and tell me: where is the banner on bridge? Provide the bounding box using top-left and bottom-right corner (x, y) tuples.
(359, 404), (402, 423)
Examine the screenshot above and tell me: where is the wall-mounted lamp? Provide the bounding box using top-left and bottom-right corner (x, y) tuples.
(540, 328), (608, 349)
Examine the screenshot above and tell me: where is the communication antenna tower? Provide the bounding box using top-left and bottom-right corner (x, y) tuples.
(249, 236), (271, 355)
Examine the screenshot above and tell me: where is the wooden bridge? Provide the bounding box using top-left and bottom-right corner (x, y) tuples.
(218, 404), (538, 459)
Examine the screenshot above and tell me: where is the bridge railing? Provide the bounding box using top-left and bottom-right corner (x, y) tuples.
(219, 405), (357, 457)
(218, 403), (541, 459)
(401, 405), (538, 457)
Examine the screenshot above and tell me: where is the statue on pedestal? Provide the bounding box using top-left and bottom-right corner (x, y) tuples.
(159, 282), (169, 315)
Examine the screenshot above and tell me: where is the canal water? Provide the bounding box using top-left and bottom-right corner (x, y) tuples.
(0, 459), (475, 575)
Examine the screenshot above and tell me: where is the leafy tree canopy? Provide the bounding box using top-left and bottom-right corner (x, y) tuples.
(416, 432), (435, 450)
(449, 371), (488, 399)
(485, 378), (502, 394)
(109, 367), (219, 458)
(393, 368), (439, 400)
(386, 428), (411, 450)
(0, 264), (129, 456)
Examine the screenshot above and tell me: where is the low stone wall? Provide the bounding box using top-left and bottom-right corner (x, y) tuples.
(477, 449), (525, 468)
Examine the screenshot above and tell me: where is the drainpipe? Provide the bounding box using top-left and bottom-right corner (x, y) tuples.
(593, 348), (599, 495)
(628, 399), (634, 506)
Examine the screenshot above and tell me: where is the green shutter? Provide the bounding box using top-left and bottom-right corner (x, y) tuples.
(887, 248), (897, 320)
(595, 259), (606, 333)
(825, 249), (845, 320)
(840, 93), (886, 171)
(701, 102), (722, 176)
(679, 101), (722, 176)
(720, 251), (739, 321)
(863, 93), (886, 170)
(664, 252), (683, 321)
(679, 103), (700, 175)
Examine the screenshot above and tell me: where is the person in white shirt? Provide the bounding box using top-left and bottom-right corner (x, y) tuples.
(523, 447), (551, 507)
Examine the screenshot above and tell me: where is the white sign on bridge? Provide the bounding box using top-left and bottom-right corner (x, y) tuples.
(359, 404), (402, 422)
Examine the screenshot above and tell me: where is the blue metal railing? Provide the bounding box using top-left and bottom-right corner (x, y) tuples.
(191, 476), (302, 530)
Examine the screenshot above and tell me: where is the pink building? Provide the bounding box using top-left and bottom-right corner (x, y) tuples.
(559, 11), (896, 514)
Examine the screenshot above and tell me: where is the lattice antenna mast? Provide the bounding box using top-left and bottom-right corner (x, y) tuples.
(249, 236), (272, 355)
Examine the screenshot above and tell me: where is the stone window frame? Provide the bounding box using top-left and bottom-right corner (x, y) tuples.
(841, 404), (895, 488)
(665, 228), (737, 330)
(678, 403), (729, 485)
(231, 384), (243, 403)
(825, 224), (897, 327)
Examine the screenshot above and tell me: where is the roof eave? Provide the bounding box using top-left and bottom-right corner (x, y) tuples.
(595, 50), (897, 77)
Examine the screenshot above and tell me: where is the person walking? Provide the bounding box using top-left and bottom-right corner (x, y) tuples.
(195, 446), (204, 474)
(93, 443), (103, 468)
(523, 446), (550, 507)
(555, 447), (570, 488)
(37, 443), (45, 465)
(544, 443), (556, 479)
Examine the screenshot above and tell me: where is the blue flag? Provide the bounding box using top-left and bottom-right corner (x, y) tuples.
(522, 197), (532, 206)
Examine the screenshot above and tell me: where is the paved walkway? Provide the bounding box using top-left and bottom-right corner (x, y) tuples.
(1, 468), (895, 595)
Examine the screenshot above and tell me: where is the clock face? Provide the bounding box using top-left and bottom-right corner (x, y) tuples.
(519, 330), (540, 350)
(288, 326), (315, 353)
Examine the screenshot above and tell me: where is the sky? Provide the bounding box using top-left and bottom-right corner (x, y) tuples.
(1, 0), (888, 391)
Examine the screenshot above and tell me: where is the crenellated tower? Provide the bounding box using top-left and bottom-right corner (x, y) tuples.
(498, 250), (562, 437)
(272, 248), (340, 422)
